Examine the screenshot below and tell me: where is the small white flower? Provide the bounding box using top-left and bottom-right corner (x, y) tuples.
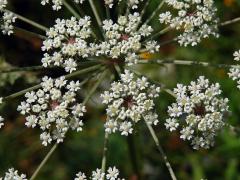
(229, 50), (240, 89)
(1, 168), (27, 180)
(166, 76), (229, 149)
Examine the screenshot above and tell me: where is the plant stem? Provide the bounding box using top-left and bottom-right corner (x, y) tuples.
(0, 65), (48, 74)
(138, 59), (239, 69)
(220, 17), (240, 27)
(101, 132), (109, 174)
(14, 26), (47, 40)
(83, 69), (108, 105)
(30, 143), (58, 180)
(144, 0), (165, 25)
(140, 0), (151, 19)
(4, 9), (48, 32)
(88, 0), (102, 28)
(3, 64), (102, 101)
(144, 120), (177, 180)
(63, 0), (81, 19)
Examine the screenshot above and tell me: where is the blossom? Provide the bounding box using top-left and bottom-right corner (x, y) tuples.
(101, 70), (160, 136)
(165, 76), (229, 149)
(0, 168), (27, 180)
(92, 13), (159, 66)
(41, 0), (85, 11)
(159, 0), (219, 46)
(0, 0), (7, 11)
(75, 167), (124, 180)
(1, 12), (17, 35)
(17, 76), (86, 146)
(41, 16), (92, 73)
(229, 50), (240, 89)
(104, 0), (143, 9)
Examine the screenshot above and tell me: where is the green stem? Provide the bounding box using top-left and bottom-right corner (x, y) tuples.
(101, 132), (109, 174)
(88, 0), (102, 28)
(144, 0), (165, 25)
(30, 143), (58, 180)
(0, 66), (48, 74)
(220, 17), (240, 27)
(3, 64), (102, 102)
(145, 26), (172, 42)
(138, 59), (239, 69)
(63, 0), (81, 19)
(83, 69), (108, 105)
(14, 26), (47, 40)
(4, 9), (48, 32)
(144, 120), (177, 180)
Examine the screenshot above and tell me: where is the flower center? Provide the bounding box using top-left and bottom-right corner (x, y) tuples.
(123, 96), (134, 108)
(193, 104), (206, 116)
(120, 34), (129, 41)
(68, 37), (76, 44)
(50, 100), (59, 110)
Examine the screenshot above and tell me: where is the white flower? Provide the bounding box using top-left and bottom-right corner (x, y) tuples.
(1, 168), (27, 180)
(166, 76), (229, 149)
(101, 70), (160, 136)
(0, 0), (7, 11)
(75, 167), (124, 180)
(41, 0), (85, 10)
(92, 13), (157, 66)
(41, 16), (92, 72)
(1, 12), (17, 35)
(229, 50), (240, 89)
(17, 76), (86, 146)
(0, 116), (4, 129)
(160, 0), (219, 46)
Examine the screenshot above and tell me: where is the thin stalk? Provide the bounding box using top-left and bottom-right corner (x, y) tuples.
(3, 64), (102, 102)
(88, 0), (102, 28)
(83, 69), (108, 104)
(0, 65), (46, 74)
(145, 26), (172, 41)
(30, 143), (58, 180)
(63, 0), (81, 19)
(105, 6), (110, 19)
(14, 26), (47, 40)
(140, 0), (151, 19)
(220, 17), (240, 27)
(4, 9), (48, 32)
(101, 132), (109, 174)
(144, 0), (165, 25)
(138, 59), (239, 69)
(144, 120), (177, 180)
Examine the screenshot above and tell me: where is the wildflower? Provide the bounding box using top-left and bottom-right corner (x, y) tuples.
(93, 13), (159, 66)
(229, 50), (240, 89)
(41, 0), (85, 11)
(0, 12), (17, 35)
(159, 0), (219, 46)
(0, 168), (27, 180)
(165, 76), (229, 149)
(75, 167), (124, 180)
(101, 70), (160, 136)
(0, 0), (7, 11)
(41, 16), (92, 73)
(17, 76), (86, 146)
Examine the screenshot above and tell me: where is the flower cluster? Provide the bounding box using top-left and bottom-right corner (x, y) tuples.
(93, 13), (159, 66)
(105, 0), (143, 9)
(0, 0), (17, 35)
(17, 76), (86, 146)
(0, 168), (27, 180)
(229, 50), (240, 89)
(0, 97), (3, 129)
(159, 0), (219, 46)
(75, 166), (124, 180)
(165, 76), (229, 149)
(41, 16), (92, 73)
(101, 70), (160, 136)
(41, 0), (84, 11)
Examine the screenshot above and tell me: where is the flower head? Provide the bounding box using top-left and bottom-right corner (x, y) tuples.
(17, 76), (86, 146)
(75, 167), (124, 180)
(165, 76), (229, 149)
(41, 0), (85, 11)
(229, 50), (240, 89)
(0, 168), (27, 180)
(101, 70), (160, 135)
(159, 0), (219, 46)
(41, 16), (92, 73)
